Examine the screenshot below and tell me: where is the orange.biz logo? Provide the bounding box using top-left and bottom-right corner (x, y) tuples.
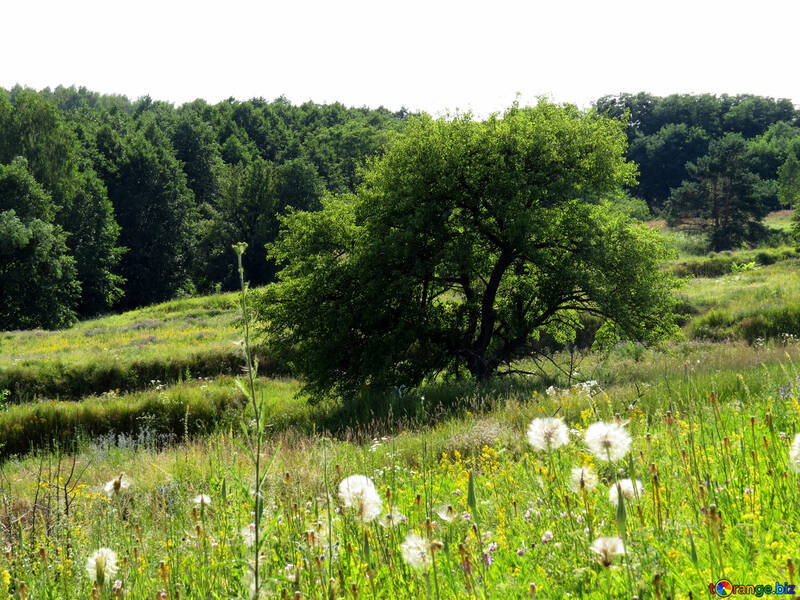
(710, 580), (795, 597)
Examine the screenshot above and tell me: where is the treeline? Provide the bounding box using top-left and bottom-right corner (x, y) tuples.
(0, 85), (410, 329)
(3, 88), (800, 330)
(595, 93), (800, 249)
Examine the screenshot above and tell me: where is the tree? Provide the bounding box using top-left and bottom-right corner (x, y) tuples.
(0, 159), (80, 329)
(257, 102), (677, 403)
(198, 157), (324, 290)
(100, 120), (197, 309)
(779, 153), (800, 208)
(628, 123), (709, 212)
(0, 89), (123, 315)
(667, 133), (768, 250)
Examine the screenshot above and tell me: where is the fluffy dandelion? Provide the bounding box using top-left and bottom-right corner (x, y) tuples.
(584, 421), (632, 462)
(790, 433), (800, 472)
(379, 506), (406, 528)
(435, 504), (458, 522)
(590, 536), (625, 567)
(608, 479), (643, 505)
(338, 475), (382, 523)
(527, 417), (570, 451)
(86, 548), (119, 587)
(241, 523), (256, 547)
(401, 532), (433, 571)
(569, 466), (598, 493)
(192, 494), (212, 507)
(103, 473), (130, 497)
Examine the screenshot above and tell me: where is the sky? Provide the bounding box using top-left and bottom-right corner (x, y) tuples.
(3, 0), (800, 116)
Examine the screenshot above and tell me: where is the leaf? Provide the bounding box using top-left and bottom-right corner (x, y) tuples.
(688, 527), (698, 565)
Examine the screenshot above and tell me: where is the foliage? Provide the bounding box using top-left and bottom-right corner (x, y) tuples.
(667, 134), (769, 250)
(258, 102), (678, 402)
(0, 159), (80, 329)
(0, 89), (124, 316)
(595, 93), (799, 214)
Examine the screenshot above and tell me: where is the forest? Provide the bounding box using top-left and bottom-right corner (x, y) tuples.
(1, 87), (799, 330)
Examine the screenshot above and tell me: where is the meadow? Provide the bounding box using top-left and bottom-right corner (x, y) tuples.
(2, 222), (800, 598)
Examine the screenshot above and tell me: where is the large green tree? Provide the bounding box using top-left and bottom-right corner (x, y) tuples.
(0, 158), (80, 329)
(257, 102), (677, 402)
(667, 134), (769, 250)
(0, 89), (123, 315)
(99, 119), (197, 309)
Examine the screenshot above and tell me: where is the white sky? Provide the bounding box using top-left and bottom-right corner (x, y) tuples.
(3, 0), (799, 116)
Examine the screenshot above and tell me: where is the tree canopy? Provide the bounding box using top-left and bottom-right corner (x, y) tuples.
(257, 102), (678, 402)
(667, 134), (769, 250)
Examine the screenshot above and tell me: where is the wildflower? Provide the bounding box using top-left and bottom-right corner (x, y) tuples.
(104, 473), (131, 497)
(790, 434), (800, 472)
(527, 417), (569, 451)
(379, 507), (406, 528)
(400, 532), (433, 571)
(569, 466), (598, 493)
(86, 548), (119, 587)
(608, 479), (643, 505)
(192, 494), (212, 507)
(590, 536), (625, 567)
(541, 531), (553, 543)
(436, 504), (458, 522)
(241, 523), (256, 547)
(584, 421), (632, 462)
(338, 475), (382, 523)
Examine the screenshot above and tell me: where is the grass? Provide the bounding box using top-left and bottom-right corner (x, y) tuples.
(1, 351), (800, 598)
(0, 292), (282, 401)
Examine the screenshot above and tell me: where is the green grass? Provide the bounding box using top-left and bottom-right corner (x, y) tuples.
(0, 292), (283, 401)
(1, 349), (800, 598)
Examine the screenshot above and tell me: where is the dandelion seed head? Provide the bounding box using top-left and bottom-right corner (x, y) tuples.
(527, 417), (570, 451)
(86, 548), (118, 586)
(590, 536), (625, 567)
(400, 532), (433, 571)
(569, 466), (598, 493)
(608, 479), (643, 505)
(790, 433), (800, 472)
(584, 421), (632, 461)
(192, 494), (212, 507)
(338, 475), (382, 523)
(103, 473), (131, 498)
(435, 504), (457, 522)
(379, 506), (406, 528)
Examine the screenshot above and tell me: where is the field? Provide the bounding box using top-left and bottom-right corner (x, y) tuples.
(2, 222), (800, 598)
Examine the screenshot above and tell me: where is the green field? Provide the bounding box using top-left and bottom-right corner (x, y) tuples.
(3, 223), (800, 599)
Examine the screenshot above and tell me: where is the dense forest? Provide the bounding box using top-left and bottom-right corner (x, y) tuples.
(2, 86), (799, 329)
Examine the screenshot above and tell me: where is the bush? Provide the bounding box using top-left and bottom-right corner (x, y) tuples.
(0, 382), (243, 458)
(755, 251), (778, 266)
(0, 346), (280, 402)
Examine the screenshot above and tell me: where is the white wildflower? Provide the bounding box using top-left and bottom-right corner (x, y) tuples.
(338, 475), (382, 523)
(584, 421), (632, 461)
(400, 532), (433, 571)
(435, 504), (458, 523)
(590, 536), (625, 567)
(608, 479), (643, 505)
(192, 494), (212, 507)
(86, 548), (118, 586)
(527, 417), (569, 451)
(569, 466), (598, 493)
(379, 506), (407, 528)
(103, 473), (131, 497)
(790, 433), (800, 472)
